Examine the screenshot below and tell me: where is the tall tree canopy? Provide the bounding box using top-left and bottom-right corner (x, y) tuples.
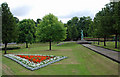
(77, 16), (92, 37)
(36, 18), (41, 24)
(35, 18), (42, 27)
(2, 2), (18, 54)
(112, 2), (120, 48)
(66, 17), (79, 41)
(87, 2), (120, 47)
(91, 2), (120, 48)
(14, 17), (19, 23)
(66, 16), (92, 41)
(36, 13), (67, 50)
(17, 19), (36, 48)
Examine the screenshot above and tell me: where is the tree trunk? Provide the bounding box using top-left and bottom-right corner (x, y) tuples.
(104, 37), (106, 46)
(98, 38), (100, 45)
(93, 38), (95, 44)
(49, 40), (51, 50)
(115, 33), (118, 48)
(4, 43), (7, 54)
(26, 42), (28, 48)
(96, 38), (97, 44)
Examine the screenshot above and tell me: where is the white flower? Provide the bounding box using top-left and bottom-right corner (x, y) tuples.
(50, 58), (54, 60)
(36, 63), (40, 66)
(56, 56), (60, 59)
(54, 57), (57, 59)
(40, 62), (43, 65)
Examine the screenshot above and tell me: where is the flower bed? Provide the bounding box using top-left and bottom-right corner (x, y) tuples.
(4, 54), (67, 71)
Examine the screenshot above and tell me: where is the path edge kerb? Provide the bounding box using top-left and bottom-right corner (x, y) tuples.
(81, 44), (120, 64)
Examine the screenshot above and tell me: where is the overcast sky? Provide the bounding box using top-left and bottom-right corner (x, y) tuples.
(0, 0), (110, 23)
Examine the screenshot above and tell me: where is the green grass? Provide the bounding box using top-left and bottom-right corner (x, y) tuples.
(2, 42), (118, 75)
(92, 41), (120, 52)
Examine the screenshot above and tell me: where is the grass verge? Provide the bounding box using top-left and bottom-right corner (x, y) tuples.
(2, 42), (118, 75)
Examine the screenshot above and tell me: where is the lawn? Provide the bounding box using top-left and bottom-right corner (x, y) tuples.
(92, 41), (120, 52)
(2, 42), (118, 75)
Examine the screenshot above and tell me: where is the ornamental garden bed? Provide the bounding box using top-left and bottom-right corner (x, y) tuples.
(4, 54), (67, 71)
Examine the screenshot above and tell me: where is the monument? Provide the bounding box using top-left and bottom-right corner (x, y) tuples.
(81, 30), (84, 40)
(77, 29), (91, 44)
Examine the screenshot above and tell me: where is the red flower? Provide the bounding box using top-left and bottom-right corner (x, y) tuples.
(16, 55), (55, 64)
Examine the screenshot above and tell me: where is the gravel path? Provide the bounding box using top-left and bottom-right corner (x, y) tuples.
(82, 44), (120, 63)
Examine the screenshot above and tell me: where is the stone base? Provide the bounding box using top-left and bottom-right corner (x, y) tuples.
(77, 40), (92, 44)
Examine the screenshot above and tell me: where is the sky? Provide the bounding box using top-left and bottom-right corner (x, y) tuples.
(0, 0), (110, 23)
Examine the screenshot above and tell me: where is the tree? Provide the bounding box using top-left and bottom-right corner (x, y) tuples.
(17, 19), (36, 48)
(14, 17), (19, 23)
(92, 16), (105, 45)
(71, 17), (79, 40)
(93, 4), (114, 46)
(64, 24), (71, 41)
(90, 2), (120, 48)
(77, 16), (92, 38)
(36, 18), (41, 24)
(35, 18), (42, 27)
(2, 2), (17, 54)
(112, 2), (120, 48)
(36, 13), (67, 50)
(70, 24), (78, 41)
(87, 21), (94, 37)
(66, 16), (92, 40)
(66, 20), (72, 40)
(99, 2), (120, 48)
(66, 17), (79, 40)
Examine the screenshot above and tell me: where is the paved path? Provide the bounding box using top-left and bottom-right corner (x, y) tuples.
(82, 44), (120, 63)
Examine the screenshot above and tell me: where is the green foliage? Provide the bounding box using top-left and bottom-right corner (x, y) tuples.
(113, 2), (120, 34)
(36, 13), (67, 42)
(17, 19), (36, 47)
(36, 18), (41, 24)
(92, 2), (120, 48)
(66, 16), (92, 40)
(2, 2), (18, 44)
(14, 17), (19, 23)
(66, 17), (79, 40)
(2, 2), (18, 53)
(70, 25), (78, 40)
(78, 16), (92, 37)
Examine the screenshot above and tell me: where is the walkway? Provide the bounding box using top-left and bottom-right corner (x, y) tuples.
(82, 44), (120, 63)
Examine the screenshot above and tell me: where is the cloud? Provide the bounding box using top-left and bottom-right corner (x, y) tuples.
(0, 0), (110, 23)
(58, 10), (94, 19)
(12, 5), (32, 17)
